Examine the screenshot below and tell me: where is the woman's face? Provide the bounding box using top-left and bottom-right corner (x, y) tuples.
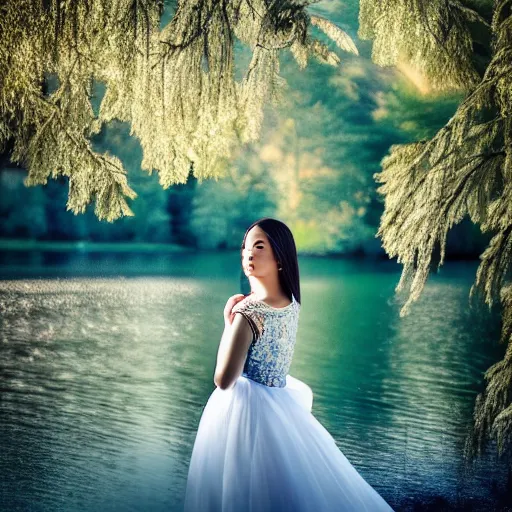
(242, 225), (279, 277)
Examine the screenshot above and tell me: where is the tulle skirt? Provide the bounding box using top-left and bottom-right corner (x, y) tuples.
(184, 374), (394, 512)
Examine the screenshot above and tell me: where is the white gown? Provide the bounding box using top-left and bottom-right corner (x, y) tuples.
(184, 294), (395, 512)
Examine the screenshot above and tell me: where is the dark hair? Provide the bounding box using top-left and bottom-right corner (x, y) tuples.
(240, 217), (301, 305)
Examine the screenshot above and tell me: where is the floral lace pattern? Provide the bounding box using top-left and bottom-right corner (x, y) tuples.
(231, 293), (300, 388)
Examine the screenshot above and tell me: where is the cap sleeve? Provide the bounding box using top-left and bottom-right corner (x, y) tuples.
(231, 298), (266, 343)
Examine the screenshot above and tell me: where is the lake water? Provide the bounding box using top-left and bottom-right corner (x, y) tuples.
(0, 252), (511, 511)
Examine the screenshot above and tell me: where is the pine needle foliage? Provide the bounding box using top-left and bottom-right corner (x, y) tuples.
(358, 0), (490, 91)
(368, 0), (512, 463)
(0, 0), (358, 221)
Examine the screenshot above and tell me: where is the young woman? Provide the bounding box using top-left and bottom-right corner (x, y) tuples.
(184, 217), (394, 511)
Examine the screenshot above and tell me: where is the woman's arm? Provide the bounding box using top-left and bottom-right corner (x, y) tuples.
(214, 314), (253, 390)
(215, 320), (235, 366)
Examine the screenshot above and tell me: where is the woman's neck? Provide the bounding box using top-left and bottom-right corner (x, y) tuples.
(249, 278), (286, 302)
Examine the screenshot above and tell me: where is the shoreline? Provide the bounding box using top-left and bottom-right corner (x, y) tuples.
(0, 239), (484, 262)
(0, 239), (190, 253)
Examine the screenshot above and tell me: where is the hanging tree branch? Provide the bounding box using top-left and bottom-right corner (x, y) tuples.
(0, 0), (359, 220)
(365, 0), (512, 463)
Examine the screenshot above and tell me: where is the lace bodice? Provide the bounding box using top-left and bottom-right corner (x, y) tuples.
(231, 293), (300, 388)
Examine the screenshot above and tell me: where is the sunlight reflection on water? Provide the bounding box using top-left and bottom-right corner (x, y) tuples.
(0, 258), (510, 511)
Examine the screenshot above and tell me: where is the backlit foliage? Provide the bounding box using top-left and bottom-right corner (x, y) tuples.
(363, 0), (512, 462)
(358, 0), (489, 91)
(0, 0), (358, 221)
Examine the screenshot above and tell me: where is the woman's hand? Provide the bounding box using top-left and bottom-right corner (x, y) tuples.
(224, 294), (246, 326)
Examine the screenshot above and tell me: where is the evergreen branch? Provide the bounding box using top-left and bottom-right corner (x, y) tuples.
(448, 0), (492, 28)
(309, 14), (359, 55)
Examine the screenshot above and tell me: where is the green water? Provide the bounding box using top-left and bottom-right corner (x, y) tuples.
(0, 253), (510, 511)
